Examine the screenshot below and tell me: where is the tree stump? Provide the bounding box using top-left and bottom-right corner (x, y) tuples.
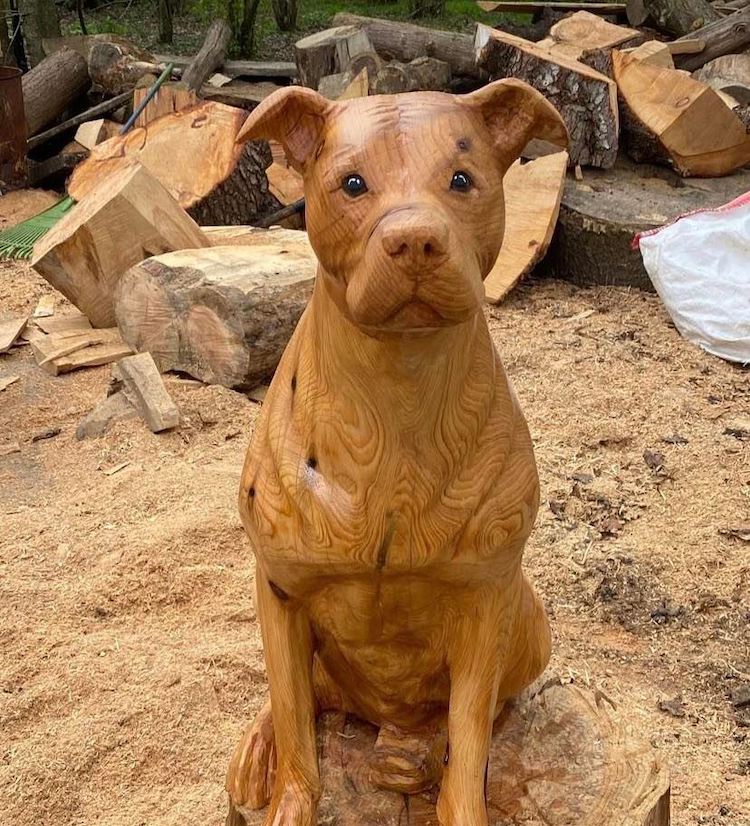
(227, 680), (670, 826)
(542, 157), (750, 289)
(68, 101), (281, 227)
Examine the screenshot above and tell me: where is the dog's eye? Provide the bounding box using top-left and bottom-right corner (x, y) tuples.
(342, 174), (368, 197)
(450, 171), (473, 192)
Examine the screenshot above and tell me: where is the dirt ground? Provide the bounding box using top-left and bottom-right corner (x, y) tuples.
(1, 254), (748, 826)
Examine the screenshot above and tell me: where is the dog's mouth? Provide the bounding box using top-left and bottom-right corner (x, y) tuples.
(388, 299), (445, 327)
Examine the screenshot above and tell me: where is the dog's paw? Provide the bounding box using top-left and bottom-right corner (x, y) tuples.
(226, 701), (277, 811)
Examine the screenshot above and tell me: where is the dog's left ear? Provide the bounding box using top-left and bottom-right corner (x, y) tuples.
(236, 86), (331, 172)
(464, 78), (568, 165)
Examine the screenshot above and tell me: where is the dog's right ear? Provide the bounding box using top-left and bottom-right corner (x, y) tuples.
(236, 86), (331, 173)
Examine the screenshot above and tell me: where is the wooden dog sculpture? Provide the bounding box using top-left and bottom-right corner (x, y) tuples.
(228, 80), (568, 826)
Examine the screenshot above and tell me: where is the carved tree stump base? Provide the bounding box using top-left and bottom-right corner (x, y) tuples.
(227, 680), (670, 826)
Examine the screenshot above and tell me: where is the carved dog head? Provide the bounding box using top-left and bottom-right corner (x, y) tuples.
(238, 81), (567, 334)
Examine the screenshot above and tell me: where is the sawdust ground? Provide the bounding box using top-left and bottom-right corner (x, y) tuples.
(0, 259), (748, 826)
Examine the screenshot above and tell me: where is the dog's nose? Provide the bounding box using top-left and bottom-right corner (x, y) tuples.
(380, 221), (448, 263)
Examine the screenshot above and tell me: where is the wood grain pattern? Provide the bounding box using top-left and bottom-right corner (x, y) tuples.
(229, 82), (569, 825)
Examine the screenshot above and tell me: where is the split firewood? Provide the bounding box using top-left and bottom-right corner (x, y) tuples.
(22, 47), (91, 136)
(132, 80), (198, 127)
(475, 24), (619, 168)
(76, 391), (137, 440)
(33, 161), (210, 328)
(296, 25), (377, 91)
(112, 352), (179, 432)
(88, 39), (161, 95)
(182, 19), (232, 91)
(694, 53), (750, 102)
(332, 13), (479, 78)
(0, 317), (27, 353)
(624, 39), (676, 67)
(536, 11), (642, 60)
(68, 101), (280, 227)
(31, 312), (92, 336)
(339, 67), (370, 99)
(485, 152), (568, 303)
(612, 49), (750, 176)
(642, 0), (720, 36)
(372, 57), (452, 94)
(74, 118), (118, 150)
(30, 328), (133, 375)
(673, 7), (750, 69)
(114, 239), (317, 389)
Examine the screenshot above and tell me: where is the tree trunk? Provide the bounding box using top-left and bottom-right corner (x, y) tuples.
(158, 0), (173, 44)
(17, 0), (61, 67)
(68, 100), (282, 227)
(21, 46), (90, 136)
(271, 0), (298, 32)
(673, 7), (750, 69)
(475, 24), (619, 168)
(114, 234), (317, 389)
(0, 0), (17, 67)
(182, 18), (231, 90)
(332, 12), (478, 77)
(238, 0), (262, 55)
(409, 0), (446, 15)
(643, 0), (720, 36)
(0, 66), (27, 190)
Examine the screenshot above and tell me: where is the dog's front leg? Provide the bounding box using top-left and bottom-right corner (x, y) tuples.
(256, 564), (319, 826)
(436, 607), (503, 826)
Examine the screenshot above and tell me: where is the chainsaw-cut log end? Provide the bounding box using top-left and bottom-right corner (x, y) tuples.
(229, 680), (670, 826)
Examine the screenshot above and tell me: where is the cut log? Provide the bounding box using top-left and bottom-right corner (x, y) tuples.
(32, 161), (210, 328)
(333, 13), (479, 77)
(112, 352), (179, 432)
(27, 149), (88, 186)
(694, 52), (750, 99)
(182, 19), (232, 91)
(229, 681), (670, 826)
(68, 101), (281, 227)
(88, 39), (159, 94)
(132, 81), (198, 127)
(542, 157), (750, 289)
(21, 47), (91, 136)
(643, 0), (720, 35)
(537, 11), (642, 60)
(295, 26), (375, 90)
(612, 49), (750, 176)
(372, 56), (452, 93)
(485, 152), (568, 303)
(30, 328), (133, 375)
(475, 24), (619, 168)
(625, 39), (676, 66)
(673, 7), (750, 69)
(155, 53), (297, 80)
(114, 239), (317, 389)
(74, 118), (118, 150)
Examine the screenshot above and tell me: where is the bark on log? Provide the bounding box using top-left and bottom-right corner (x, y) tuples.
(475, 24), (619, 168)
(182, 19), (232, 91)
(114, 236), (317, 389)
(371, 57), (452, 93)
(694, 53), (750, 100)
(228, 681), (670, 826)
(295, 26), (375, 90)
(88, 39), (159, 95)
(31, 161), (209, 328)
(332, 12), (479, 77)
(643, 0), (720, 35)
(542, 157), (750, 289)
(613, 49), (750, 176)
(673, 6), (750, 68)
(68, 101), (281, 227)
(21, 47), (91, 136)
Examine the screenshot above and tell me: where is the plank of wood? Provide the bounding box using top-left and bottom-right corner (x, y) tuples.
(0, 317), (27, 353)
(537, 11), (641, 60)
(613, 48), (750, 176)
(31, 312), (92, 335)
(112, 352), (179, 432)
(155, 53), (297, 79)
(33, 161), (210, 328)
(485, 152), (568, 303)
(31, 328), (131, 375)
(477, 0), (627, 13)
(475, 24), (619, 168)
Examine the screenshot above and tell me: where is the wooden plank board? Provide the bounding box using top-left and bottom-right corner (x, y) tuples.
(477, 0), (627, 13)
(0, 317), (27, 353)
(31, 312), (92, 335)
(485, 152), (568, 304)
(30, 328), (132, 375)
(112, 352), (179, 432)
